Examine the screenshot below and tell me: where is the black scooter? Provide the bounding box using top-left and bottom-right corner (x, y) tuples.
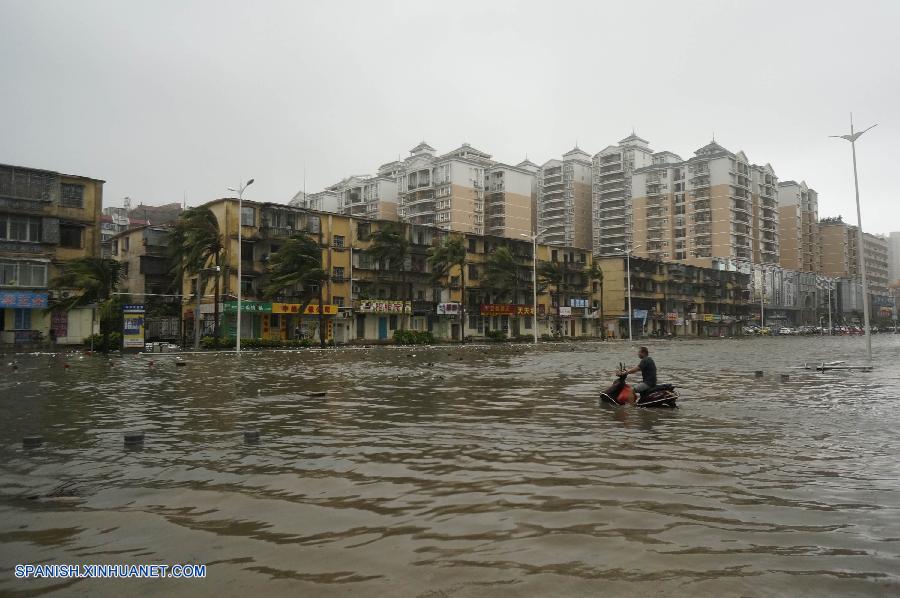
(599, 362), (679, 408)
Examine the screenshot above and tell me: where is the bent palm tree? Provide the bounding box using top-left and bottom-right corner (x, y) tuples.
(262, 233), (328, 347)
(483, 246), (523, 335)
(587, 262), (604, 339)
(428, 236), (467, 342)
(368, 222), (411, 330)
(537, 260), (565, 337)
(51, 257), (124, 351)
(168, 207), (224, 337)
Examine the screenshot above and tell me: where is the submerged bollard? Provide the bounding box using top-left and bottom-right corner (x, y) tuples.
(306, 391), (327, 397)
(124, 431), (145, 446)
(23, 435), (43, 449)
(754, 370), (764, 378)
(780, 374), (790, 382)
(243, 430), (260, 443)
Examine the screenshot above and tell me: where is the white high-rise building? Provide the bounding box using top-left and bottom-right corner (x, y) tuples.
(536, 147), (593, 249)
(591, 134), (654, 255)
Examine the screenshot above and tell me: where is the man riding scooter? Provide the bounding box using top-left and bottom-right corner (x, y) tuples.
(618, 346), (657, 402)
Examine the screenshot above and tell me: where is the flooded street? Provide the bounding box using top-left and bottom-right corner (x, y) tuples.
(2, 336), (900, 596)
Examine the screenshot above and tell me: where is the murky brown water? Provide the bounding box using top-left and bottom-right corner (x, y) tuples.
(1, 336), (900, 596)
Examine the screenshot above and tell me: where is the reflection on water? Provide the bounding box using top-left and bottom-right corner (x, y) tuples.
(1, 337), (900, 596)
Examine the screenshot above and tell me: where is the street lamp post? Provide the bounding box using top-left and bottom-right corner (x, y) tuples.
(616, 245), (642, 342)
(831, 114), (876, 363)
(522, 229), (548, 344)
(227, 179), (254, 354)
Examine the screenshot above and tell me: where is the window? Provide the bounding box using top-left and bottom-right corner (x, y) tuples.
(357, 223), (370, 240)
(467, 264), (478, 280)
(59, 225), (83, 248)
(122, 262), (130, 277)
(123, 236), (130, 251)
(551, 249), (558, 262)
(0, 261), (15, 285)
(0, 215), (41, 242)
(468, 238), (476, 252)
(60, 184), (84, 208)
(333, 267), (345, 280)
(524, 318), (532, 330)
(241, 241), (254, 262)
(389, 315), (398, 330)
(14, 309), (32, 330)
(241, 206), (255, 226)
(307, 215), (320, 234)
(333, 296), (345, 307)
(333, 235), (345, 248)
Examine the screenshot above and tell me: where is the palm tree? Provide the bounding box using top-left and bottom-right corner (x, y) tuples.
(428, 235), (467, 342)
(537, 260), (565, 337)
(587, 261), (605, 340)
(483, 246), (524, 335)
(368, 222), (411, 330)
(169, 207), (224, 337)
(51, 257), (124, 352)
(262, 232), (329, 347)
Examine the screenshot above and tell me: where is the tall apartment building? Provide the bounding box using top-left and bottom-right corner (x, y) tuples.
(483, 163), (535, 239)
(289, 186), (342, 213)
(398, 142), (493, 235)
(777, 181), (819, 271)
(888, 231), (900, 284)
(0, 163), (104, 346)
(591, 134), (654, 256)
(632, 141), (772, 267)
(337, 171), (399, 221)
(820, 219), (890, 293)
(536, 147), (593, 249)
(751, 164), (780, 264)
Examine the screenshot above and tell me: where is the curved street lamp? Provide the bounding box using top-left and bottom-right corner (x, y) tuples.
(830, 114), (876, 363)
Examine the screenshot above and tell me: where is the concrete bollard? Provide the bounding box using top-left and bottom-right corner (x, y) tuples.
(23, 435), (43, 449)
(754, 371), (764, 378)
(780, 374), (790, 382)
(243, 430), (260, 443)
(124, 431), (145, 446)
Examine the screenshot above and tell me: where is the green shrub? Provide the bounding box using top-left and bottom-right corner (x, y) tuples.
(485, 329), (507, 341)
(83, 332), (123, 352)
(393, 330), (435, 345)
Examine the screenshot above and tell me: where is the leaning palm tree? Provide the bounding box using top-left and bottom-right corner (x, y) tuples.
(587, 261), (605, 339)
(51, 257), (124, 352)
(537, 260), (565, 337)
(262, 233), (329, 347)
(368, 222), (411, 330)
(428, 235), (467, 342)
(482, 246), (524, 335)
(168, 207), (224, 337)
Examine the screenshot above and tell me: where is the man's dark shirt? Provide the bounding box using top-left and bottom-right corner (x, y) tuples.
(639, 356), (657, 387)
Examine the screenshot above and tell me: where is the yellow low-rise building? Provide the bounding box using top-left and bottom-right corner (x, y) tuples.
(0, 163), (103, 347)
(180, 198), (608, 343)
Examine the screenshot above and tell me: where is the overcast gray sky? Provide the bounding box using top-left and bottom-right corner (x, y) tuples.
(1, 0), (897, 233)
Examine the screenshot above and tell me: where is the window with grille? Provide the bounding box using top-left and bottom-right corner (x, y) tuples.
(60, 184), (85, 208)
(59, 225), (83, 248)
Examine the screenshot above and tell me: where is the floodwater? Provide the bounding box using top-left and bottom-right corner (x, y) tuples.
(1, 336), (899, 597)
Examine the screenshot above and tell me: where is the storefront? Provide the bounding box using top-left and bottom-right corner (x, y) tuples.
(354, 300), (411, 341)
(222, 301), (339, 342)
(477, 304), (535, 337)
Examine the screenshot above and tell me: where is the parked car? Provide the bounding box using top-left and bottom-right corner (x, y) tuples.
(779, 327), (794, 335)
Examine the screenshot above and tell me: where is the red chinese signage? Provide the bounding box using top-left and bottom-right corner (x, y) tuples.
(480, 304), (535, 316)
